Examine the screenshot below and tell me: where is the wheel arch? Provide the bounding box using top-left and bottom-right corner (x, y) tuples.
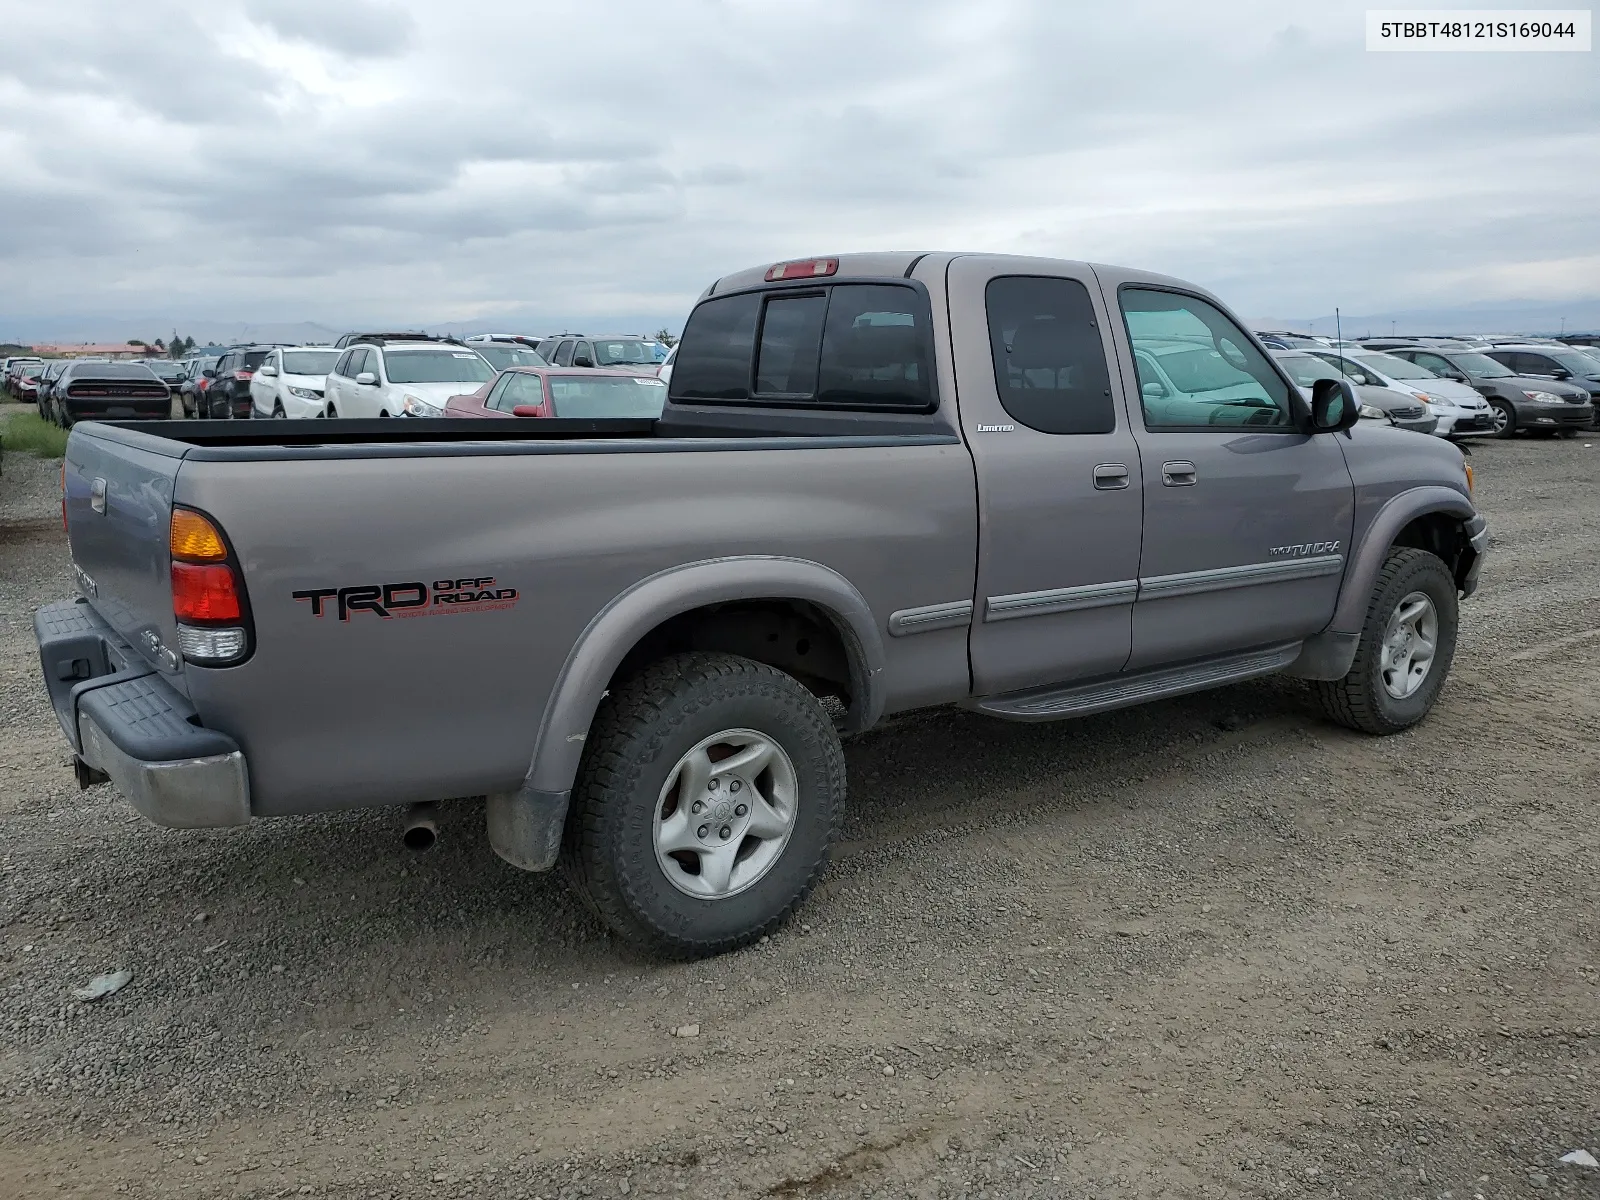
(523, 557), (887, 798)
(1329, 487), (1479, 634)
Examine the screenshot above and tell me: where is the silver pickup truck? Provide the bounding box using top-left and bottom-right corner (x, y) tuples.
(36, 252), (1487, 957)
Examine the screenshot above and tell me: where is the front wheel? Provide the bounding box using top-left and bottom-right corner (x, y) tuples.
(1313, 546), (1458, 735)
(1488, 400), (1515, 438)
(272, 402), (286, 418)
(563, 652), (845, 958)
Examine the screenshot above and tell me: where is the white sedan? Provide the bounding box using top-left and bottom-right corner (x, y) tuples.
(249, 347), (345, 418)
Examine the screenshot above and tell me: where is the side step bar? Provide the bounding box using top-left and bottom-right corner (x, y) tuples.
(967, 642), (1302, 723)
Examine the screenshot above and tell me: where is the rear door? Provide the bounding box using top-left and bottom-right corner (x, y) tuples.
(1102, 278), (1354, 670)
(949, 257), (1145, 694)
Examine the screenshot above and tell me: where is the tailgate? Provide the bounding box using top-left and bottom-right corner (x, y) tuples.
(64, 426), (187, 689)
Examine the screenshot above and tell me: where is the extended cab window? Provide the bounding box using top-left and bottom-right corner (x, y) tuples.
(673, 283), (933, 410)
(1120, 288), (1293, 430)
(985, 276), (1115, 434)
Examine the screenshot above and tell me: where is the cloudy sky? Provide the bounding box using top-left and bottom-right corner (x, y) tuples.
(0, 0), (1595, 338)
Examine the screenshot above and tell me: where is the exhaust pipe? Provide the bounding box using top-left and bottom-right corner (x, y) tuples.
(402, 802), (439, 853)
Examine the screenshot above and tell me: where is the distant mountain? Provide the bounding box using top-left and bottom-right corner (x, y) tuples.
(0, 315), (345, 347)
(1246, 298), (1600, 338)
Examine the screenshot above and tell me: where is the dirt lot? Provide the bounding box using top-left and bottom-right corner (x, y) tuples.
(1, 406), (1596, 1200)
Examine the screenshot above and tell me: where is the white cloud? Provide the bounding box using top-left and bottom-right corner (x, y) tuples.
(0, 0), (1594, 336)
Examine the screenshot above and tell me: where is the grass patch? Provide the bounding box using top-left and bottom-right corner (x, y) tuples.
(2, 409), (69, 458)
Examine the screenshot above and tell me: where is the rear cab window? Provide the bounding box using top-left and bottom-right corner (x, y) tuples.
(671, 282), (934, 411)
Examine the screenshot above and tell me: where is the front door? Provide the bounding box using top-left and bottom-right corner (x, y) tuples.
(950, 256), (1145, 696)
(1100, 279), (1355, 670)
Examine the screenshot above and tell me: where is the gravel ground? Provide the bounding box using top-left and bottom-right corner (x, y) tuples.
(1, 408), (1597, 1200)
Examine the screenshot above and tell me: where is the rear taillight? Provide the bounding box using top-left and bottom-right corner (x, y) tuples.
(764, 257), (839, 282)
(169, 507), (251, 665)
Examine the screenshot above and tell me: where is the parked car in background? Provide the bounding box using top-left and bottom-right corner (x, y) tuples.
(333, 330), (431, 349)
(657, 343), (677, 388)
(4, 357), (43, 398)
(143, 359), (189, 392)
(248, 346), (344, 418)
(537, 334), (670, 371)
(34, 360), (69, 410)
(1254, 331), (1326, 349)
(47, 361), (170, 426)
(1270, 350), (1438, 434)
(178, 356), (220, 417)
(443, 367), (667, 419)
(465, 340), (547, 373)
(12, 361), (46, 403)
(1485, 345), (1600, 411)
(323, 338), (494, 418)
(197, 347), (276, 419)
(1306, 349), (1494, 437)
(1384, 345), (1594, 437)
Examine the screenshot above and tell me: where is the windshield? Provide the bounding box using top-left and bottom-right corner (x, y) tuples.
(592, 339), (665, 367)
(1453, 352), (1514, 378)
(1273, 354), (1342, 387)
(548, 375), (667, 418)
(474, 344), (547, 371)
(1354, 352), (1437, 381)
(1154, 346), (1258, 394)
(283, 350), (341, 376)
(383, 349), (494, 385)
(1548, 350), (1600, 376)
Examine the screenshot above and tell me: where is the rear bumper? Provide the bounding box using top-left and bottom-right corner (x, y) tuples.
(34, 599), (251, 828)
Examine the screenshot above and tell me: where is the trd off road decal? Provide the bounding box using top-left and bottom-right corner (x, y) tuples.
(292, 577), (519, 622)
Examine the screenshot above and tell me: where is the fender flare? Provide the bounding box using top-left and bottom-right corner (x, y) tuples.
(524, 556), (887, 797)
(1328, 486), (1476, 634)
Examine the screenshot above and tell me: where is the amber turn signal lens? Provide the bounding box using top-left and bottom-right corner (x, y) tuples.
(1464, 463), (1474, 496)
(170, 508), (228, 562)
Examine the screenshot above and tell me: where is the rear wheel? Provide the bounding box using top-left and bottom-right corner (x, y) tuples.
(563, 652), (845, 958)
(1488, 400), (1516, 438)
(1313, 546), (1458, 735)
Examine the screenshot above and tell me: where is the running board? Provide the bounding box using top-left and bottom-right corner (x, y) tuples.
(968, 642), (1302, 722)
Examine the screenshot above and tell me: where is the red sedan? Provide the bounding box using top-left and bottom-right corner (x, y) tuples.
(443, 366), (666, 419)
(441, 366), (665, 422)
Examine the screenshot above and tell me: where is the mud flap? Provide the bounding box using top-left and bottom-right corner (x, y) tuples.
(485, 787), (571, 872)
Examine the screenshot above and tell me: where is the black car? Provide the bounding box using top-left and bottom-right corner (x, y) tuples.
(177, 356), (219, 417)
(50, 362), (170, 427)
(142, 358), (189, 391)
(1386, 346), (1595, 438)
(199, 347), (276, 419)
(34, 360), (68, 409)
(1485, 345), (1600, 414)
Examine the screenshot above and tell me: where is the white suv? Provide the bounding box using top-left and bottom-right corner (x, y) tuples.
(249, 346), (345, 418)
(322, 339), (495, 418)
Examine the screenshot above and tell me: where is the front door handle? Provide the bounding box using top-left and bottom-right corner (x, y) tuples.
(1161, 460), (1197, 486)
(1092, 463), (1129, 490)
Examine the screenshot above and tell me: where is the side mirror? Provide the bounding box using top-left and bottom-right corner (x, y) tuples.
(1310, 378), (1360, 432)
(260, 365), (278, 377)
(201, 369), (217, 378)
(1445, 371), (1467, 382)
(511, 405), (545, 417)
(1140, 381), (1167, 399)
(355, 372), (377, 386)
(572, 355), (594, 369)
(1551, 369), (1571, 379)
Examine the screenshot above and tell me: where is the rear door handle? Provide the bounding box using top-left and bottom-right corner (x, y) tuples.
(1161, 460), (1197, 486)
(1092, 463), (1129, 490)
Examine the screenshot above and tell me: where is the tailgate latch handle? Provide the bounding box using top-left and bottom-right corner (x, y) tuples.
(90, 478), (107, 514)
